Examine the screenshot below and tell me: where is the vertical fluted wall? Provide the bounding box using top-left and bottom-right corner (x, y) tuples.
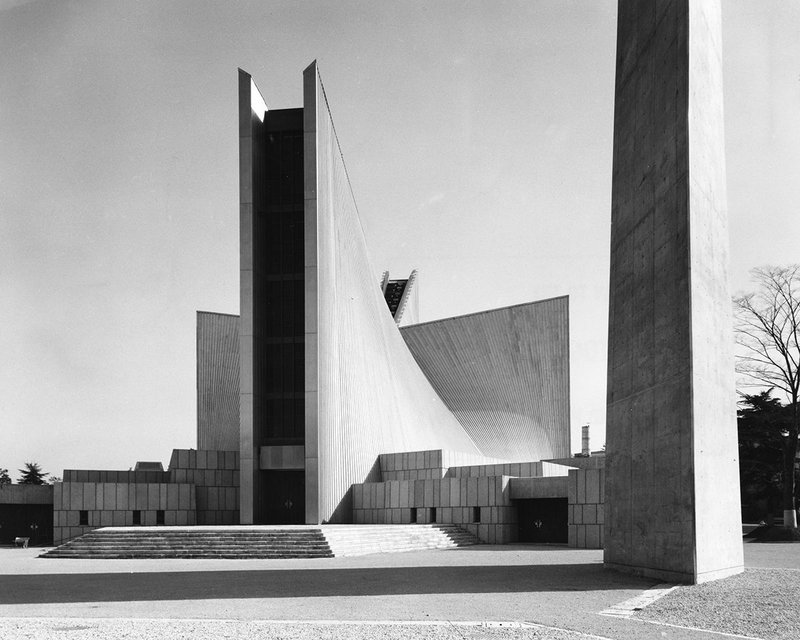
(197, 312), (240, 451)
(304, 62), (484, 523)
(400, 296), (570, 462)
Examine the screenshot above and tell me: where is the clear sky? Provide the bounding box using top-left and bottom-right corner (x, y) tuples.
(2, 1), (798, 478)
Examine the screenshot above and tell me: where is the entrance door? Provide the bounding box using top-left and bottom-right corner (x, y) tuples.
(260, 470), (305, 524)
(517, 498), (568, 543)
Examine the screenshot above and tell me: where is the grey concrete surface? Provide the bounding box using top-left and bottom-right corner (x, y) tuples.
(2, 543), (795, 639)
(605, 0), (742, 584)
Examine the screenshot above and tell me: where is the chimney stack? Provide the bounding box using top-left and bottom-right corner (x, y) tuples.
(581, 424), (590, 457)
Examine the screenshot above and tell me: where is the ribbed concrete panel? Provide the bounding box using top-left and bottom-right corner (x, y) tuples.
(400, 297), (570, 462)
(304, 62), (483, 523)
(197, 312), (240, 451)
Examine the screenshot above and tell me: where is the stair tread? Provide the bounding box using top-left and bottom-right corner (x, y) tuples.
(44, 524), (478, 559)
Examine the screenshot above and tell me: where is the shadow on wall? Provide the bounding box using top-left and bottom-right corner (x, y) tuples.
(0, 563), (657, 605)
(325, 457), (381, 524)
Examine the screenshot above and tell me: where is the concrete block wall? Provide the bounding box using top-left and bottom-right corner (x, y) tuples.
(0, 484), (53, 504)
(352, 475), (517, 543)
(546, 455), (605, 471)
(63, 469), (170, 483)
(379, 450), (445, 480)
(568, 468), (604, 549)
(446, 461), (546, 478)
(379, 449), (505, 481)
(168, 449), (239, 525)
(53, 482), (196, 545)
(508, 475), (569, 500)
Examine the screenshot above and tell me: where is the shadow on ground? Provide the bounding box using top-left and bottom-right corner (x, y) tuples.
(0, 563), (655, 605)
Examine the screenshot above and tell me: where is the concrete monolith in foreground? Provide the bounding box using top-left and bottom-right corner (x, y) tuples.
(605, 0), (743, 584)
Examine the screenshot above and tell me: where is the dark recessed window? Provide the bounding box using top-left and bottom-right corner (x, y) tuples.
(410, 508), (417, 523)
(473, 507), (481, 523)
(156, 510), (165, 525)
(79, 510), (88, 526)
(132, 510), (141, 525)
(430, 507), (437, 523)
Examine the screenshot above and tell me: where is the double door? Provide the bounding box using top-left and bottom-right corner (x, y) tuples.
(517, 498), (568, 543)
(260, 470), (305, 524)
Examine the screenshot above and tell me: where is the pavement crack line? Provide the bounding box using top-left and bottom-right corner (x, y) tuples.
(446, 619), (468, 640)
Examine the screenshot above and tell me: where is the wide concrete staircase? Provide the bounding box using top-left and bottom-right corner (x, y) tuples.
(40, 524), (478, 559)
(321, 524), (478, 556)
(40, 527), (333, 559)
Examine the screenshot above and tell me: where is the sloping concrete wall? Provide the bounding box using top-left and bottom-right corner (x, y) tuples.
(303, 61), (484, 523)
(401, 297), (570, 461)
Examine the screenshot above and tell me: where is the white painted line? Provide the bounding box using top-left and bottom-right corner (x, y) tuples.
(599, 582), (678, 618)
(635, 618), (766, 640)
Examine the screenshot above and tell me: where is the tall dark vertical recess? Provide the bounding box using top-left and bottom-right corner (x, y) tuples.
(253, 108), (306, 523)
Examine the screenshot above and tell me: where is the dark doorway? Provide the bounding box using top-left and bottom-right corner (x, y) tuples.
(0, 503), (53, 546)
(517, 498), (568, 543)
(260, 470), (305, 524)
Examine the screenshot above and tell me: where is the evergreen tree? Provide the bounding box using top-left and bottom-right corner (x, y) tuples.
(17, 462), (48, 485)
(0, 468), (10, 484)
(738, 390), (792, 521)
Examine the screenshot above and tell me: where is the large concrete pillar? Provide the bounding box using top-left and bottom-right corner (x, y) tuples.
(604, 0), (743, 583)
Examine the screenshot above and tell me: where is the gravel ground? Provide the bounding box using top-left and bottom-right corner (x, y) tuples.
(0, 618), (607, 640)
(636, 568), (800, 640)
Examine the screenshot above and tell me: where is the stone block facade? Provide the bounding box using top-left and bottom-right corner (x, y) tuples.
(354, 473), (517, 544)
(53, 449), (239, 545)
(168, 449), (239, 525)
(53, 482), (197, 545)
(378, 449), (504, 481)
(568, 468), (604, 549)
(354, 449), (592, 544)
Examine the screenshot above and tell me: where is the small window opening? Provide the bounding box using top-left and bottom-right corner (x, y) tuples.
(430, 507), (437, 523)
(79, 510), (88, 526)
(156, 510), (165, 525)
(132, 510), (141, 525)
(410, 507), (417, 523)
(473, 506), (481, 523)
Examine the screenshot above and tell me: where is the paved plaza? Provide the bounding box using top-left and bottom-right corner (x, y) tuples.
(1, 542), (797, 639)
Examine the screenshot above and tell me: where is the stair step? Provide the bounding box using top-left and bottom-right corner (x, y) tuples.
(41, 524), (479, 559)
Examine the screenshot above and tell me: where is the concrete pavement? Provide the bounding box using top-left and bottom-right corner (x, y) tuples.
(0, 542), (796, 639)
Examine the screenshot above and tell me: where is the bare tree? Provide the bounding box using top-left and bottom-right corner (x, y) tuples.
(734, 265), (800, 528)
